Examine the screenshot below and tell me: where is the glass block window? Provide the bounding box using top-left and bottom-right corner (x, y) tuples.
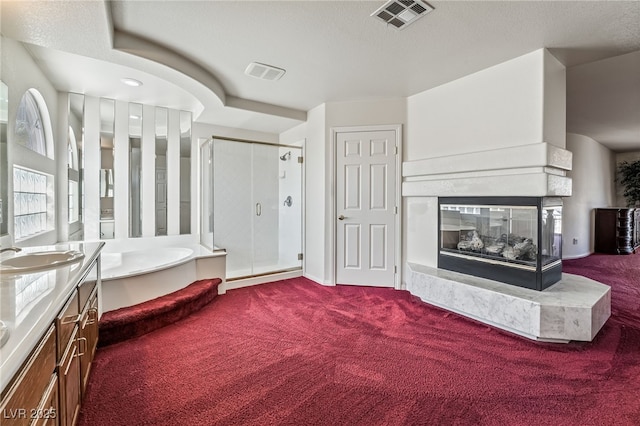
(13, 167), (50, 240)
(15, 90), (47, 156)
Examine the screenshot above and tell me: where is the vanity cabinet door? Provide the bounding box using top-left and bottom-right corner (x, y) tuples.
(0, 326), (56, 426)
(58, 326), (80, 426)
(55, 288), (81, 426)
(79, 288), (98, 398)
(32, 374), (59, 426)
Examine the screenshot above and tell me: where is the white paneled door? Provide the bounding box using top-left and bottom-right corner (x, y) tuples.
(336, 130), (397, 287)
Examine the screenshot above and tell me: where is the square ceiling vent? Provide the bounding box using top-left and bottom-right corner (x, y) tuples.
(371, 0), (434, 30)
(244, 62), (286, 81)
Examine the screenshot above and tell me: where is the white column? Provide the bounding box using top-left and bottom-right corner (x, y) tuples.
(83, 96), (100, 240)
(114, 100), (130, 239)
(141, 104), (156, 237)
(167, 108), (180, 235)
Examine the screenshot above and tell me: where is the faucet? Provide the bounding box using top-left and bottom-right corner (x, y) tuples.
(0, 247), (22, 253)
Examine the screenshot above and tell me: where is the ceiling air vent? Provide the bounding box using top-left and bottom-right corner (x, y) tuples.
(371, 0), (434, 30)
(244, 62), (286, 81)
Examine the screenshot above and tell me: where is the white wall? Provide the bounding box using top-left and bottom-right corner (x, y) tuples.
(403, 49), (567, 272)
(407, 50), (547, 161)
(1, 37), (60, 247)
(615, 151), (640, 207)
(563, 133), (615, 259)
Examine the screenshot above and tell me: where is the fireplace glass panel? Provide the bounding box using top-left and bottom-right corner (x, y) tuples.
(438, 197), (563, 291)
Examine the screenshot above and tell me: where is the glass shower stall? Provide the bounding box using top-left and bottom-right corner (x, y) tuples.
(201, 137), (302, 280)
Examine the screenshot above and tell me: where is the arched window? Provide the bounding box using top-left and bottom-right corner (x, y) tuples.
(15, 90), (47, 156)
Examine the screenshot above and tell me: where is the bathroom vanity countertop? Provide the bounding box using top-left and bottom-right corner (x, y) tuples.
(0, 241), (104, 393)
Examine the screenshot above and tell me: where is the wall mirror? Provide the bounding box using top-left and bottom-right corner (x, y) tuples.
(68, 93), (84, 240)
(0, 82), (8, 237)
(99, 98), (115, 239)
(155, 107), (168, 236)
(129, 103), (143, 238)
(179, 111), (191, 234)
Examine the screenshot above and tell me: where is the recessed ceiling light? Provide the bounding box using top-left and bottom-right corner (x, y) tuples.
(372, 0), (434, 30)
(121, 78), (143, 87)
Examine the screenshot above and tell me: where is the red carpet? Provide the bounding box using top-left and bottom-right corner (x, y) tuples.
(79, 255), (640, 426)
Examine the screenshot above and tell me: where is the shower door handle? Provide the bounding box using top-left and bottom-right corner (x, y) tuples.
(256, 203), (262, 216)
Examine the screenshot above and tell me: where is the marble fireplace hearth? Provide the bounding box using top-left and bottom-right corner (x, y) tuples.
(406, 263), (610, 342)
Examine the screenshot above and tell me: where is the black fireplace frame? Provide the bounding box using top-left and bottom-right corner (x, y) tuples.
(437, 196), (562, 291)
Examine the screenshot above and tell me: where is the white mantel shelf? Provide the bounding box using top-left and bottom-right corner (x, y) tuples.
(402, 142), (573, 197)
(406, 263), (611, 343)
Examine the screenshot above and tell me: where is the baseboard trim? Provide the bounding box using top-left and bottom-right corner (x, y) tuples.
(563, 252), (593, 260)
(303, 273), (333, 286)
(222, 269), (303, 291)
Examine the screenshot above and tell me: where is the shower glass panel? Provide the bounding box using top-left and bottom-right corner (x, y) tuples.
(211, 138), (302, 279)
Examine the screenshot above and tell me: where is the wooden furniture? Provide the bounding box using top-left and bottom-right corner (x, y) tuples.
(594, 208), (640, 254)
(0, 255), (100, 426)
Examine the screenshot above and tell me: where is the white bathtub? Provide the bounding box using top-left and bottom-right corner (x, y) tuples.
(101, 247), (194, 280)
(99, 236), (226, 313)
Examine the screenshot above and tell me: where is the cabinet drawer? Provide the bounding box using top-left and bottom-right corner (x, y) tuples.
(0, 326), (56, 426)
(56, 292), (79, 363)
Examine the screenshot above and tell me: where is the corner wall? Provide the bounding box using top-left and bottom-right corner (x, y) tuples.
(281, 104), (326, 284)
(562, 133), (615, 258)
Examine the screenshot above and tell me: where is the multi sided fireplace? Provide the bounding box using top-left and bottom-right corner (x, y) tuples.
(438, 197), (563, 291)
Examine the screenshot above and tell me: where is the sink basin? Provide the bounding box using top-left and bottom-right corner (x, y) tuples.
(0, 250), (85, 274)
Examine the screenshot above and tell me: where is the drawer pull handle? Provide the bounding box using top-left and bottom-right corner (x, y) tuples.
(77, 337), (88, 357)
(60, 314), (81, 325)
(86, 308), (99, 325)
(64, 346), (77, 375)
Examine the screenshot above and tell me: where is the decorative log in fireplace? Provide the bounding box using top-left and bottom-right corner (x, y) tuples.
(438, 197), (563, 291)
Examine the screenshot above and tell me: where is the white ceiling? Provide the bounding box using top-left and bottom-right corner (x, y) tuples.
(2, 1), (639, 150)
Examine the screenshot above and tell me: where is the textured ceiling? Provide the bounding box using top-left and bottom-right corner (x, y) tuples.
(1, 1), (639, 148)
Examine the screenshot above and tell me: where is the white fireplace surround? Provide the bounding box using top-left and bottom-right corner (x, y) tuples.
(402, 143), (611, 342)
(402, 142), (572, 198)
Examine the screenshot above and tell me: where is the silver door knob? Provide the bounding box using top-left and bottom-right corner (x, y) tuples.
(338, 215), (345, 220)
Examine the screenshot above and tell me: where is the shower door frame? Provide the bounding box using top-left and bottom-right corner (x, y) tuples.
(209, 135), (305, 281)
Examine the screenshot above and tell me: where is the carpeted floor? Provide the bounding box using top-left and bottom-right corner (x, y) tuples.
(79, 253), (640, 426)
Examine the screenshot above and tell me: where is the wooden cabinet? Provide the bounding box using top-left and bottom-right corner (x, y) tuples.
(595, 208), (640, 254)
(0, 254), (101, 426)
(0, 327), (56, 426)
